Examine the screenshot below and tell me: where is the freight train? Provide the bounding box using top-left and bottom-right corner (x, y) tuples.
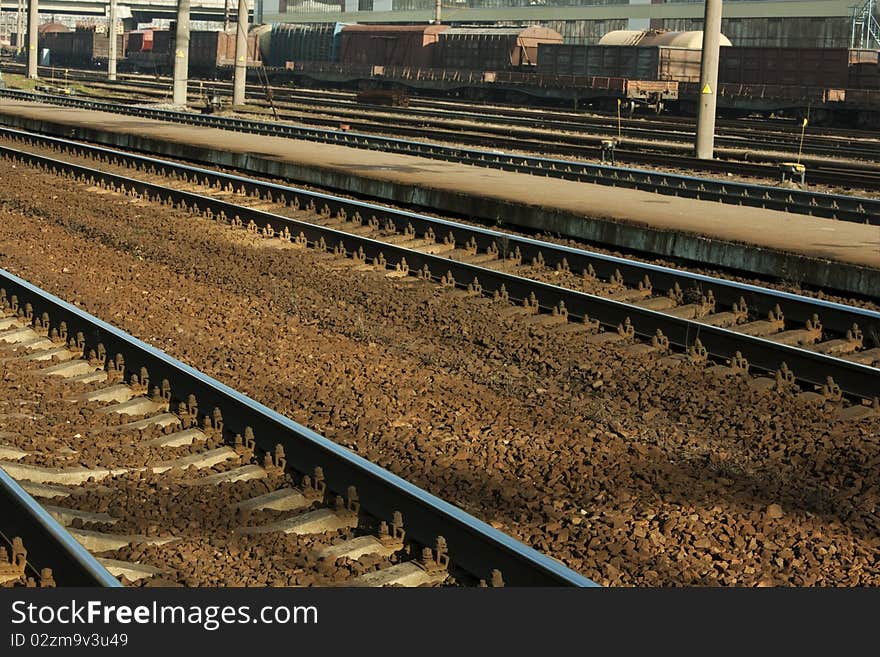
(36, 25), (128, 68)
(271, 24), (880, 126)
(37, 24), (264, 73)
(30, 22), (880, 126)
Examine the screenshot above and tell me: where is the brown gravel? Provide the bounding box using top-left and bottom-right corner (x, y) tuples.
(0, 345), (407, 587)
(3, 133), (873, 312)
(1, 157), (879, 586)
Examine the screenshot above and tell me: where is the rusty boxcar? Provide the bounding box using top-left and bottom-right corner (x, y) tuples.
(717, 47), (850, 89)
(537, 44), (704, 83)
(188, 30), (263, 71)
(127, 29), (153, 54)
(339, 24), (447, 68)
(41, 26), (127, 67)
(435, 26), (563, 71)
(847, 49), (880, 89)
(267, 22), (347, 68)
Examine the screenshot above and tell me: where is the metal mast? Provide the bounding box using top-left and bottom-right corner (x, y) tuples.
(695, 0), (723, 160)
(232, 0), (248, 106)
(172, 0), (190, 106)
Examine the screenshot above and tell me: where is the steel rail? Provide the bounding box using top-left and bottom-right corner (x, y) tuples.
(3, 126), (877, 343)
(11, 63), (879, 161)
(43, 78), (880, 191)
(0, 269), (596, 587)
(4, 140), (877, 401)
(27, 81), (880, 191)
(1, 88), (877, 225)
(15, 69), (880, 190)
(0, 467), (121, 587)
(262, 97), (880, 160)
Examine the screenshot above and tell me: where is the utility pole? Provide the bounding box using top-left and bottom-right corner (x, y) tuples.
(107, 0), (117, 80)
(26, 0), (37, 78)
(433, 0), (441, 24)
(232, 0), (248, 106)
(224, 0), (230, 31)
(16, 0), (24, 56)
(172, 0), (190, 106)
(695, 0), (722, 159)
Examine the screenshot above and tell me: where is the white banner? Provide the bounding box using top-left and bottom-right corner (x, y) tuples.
(104, 5), (133, 19)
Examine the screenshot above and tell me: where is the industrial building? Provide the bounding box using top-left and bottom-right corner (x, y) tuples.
(262, 0), (877, 49)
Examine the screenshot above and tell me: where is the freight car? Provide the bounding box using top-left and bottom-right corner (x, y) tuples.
(188, 29), (264, 72)
(339, 24), (447, 68)
(848, 49), (880, 90)
(41, 25), (127, 68)
(127, 29), (153, 54)
(188, 24), (880, 126)
(435, 26), (563, 71)
(33, 22), (880, 127)
(676, 45), (879, 125)
(121, 27), (263, 75)
(535, 34), (879, 123)
(38, 23), (71, 37)
(598, 29), (730, 49)
(538, 44), (704, 83)
(538, 30), (731, 84)
(718, 47), (850, 89)
(591, 30), (868, 90)
(266, 22), (347, 68)
(125, 29), (156, 69)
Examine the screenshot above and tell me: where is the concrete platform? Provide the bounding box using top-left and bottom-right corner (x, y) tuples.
(0, 100), (877, 296)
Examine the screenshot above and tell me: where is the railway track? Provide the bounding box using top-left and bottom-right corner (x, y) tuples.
(1, 467), (120, 586)
(8, 67), (880, 193)
(0, 268), (595, 587)
(1, 88), (878, 225)
(8, 61), (880, 162)
(2, 127), (877, 409)
(52, 78), (880, 191)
